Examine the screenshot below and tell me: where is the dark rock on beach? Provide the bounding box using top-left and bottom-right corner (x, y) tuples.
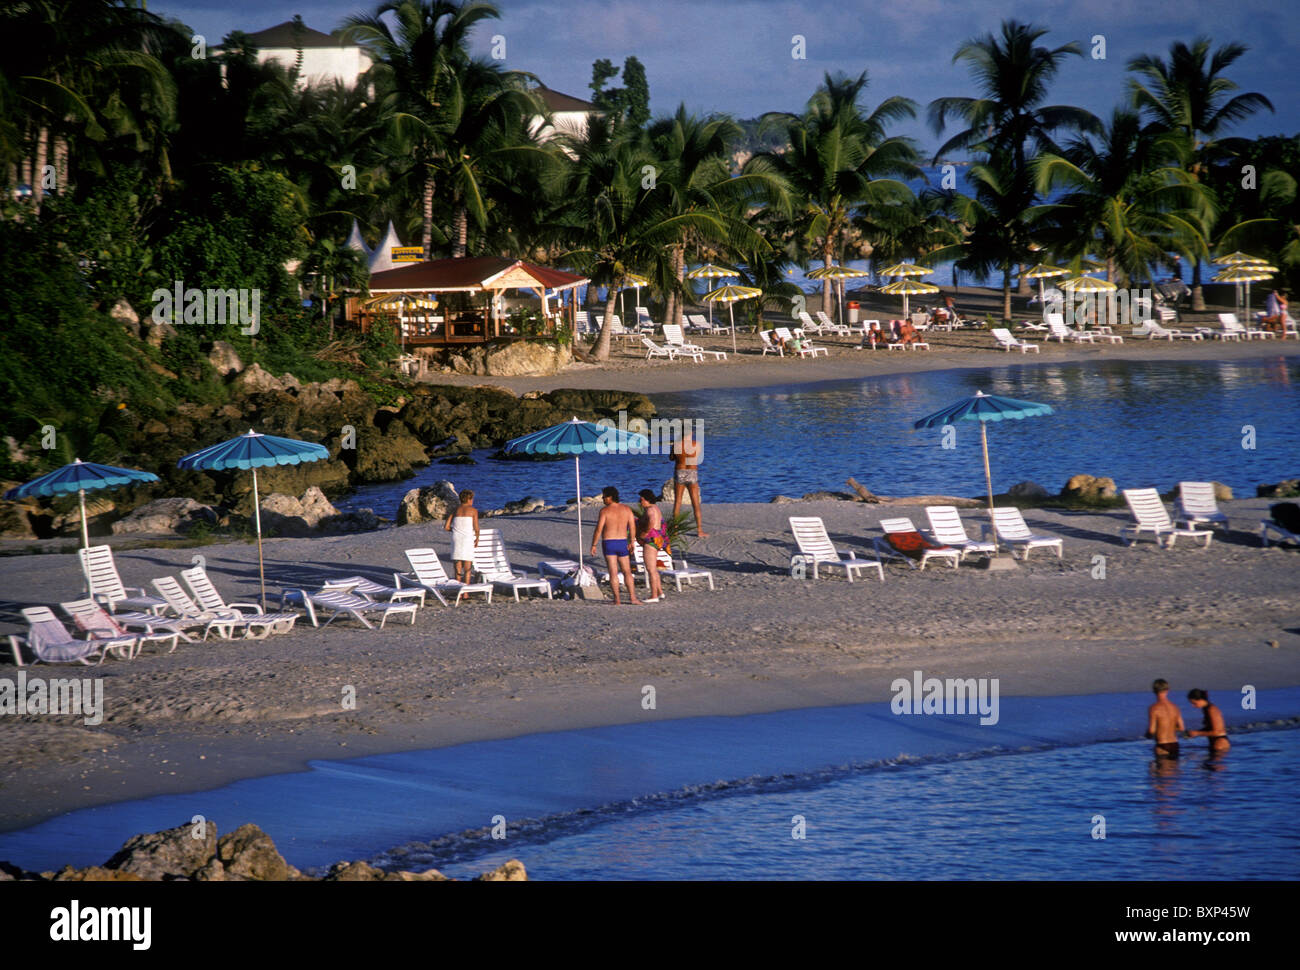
(0, 821), (521, 882)
(1257, 477), (1300, 499)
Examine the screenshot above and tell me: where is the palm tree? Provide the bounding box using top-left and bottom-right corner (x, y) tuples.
(760, 71), (919, 315)
(928, 21), (1099, 311)
(647, 106), (788, 328)
(1032, 110), (1212, 288)
(343, 0), (502, 257)
(298, 239), (371, 339)
(1127, 37), (1274, 308)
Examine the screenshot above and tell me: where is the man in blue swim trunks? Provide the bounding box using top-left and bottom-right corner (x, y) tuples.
(591, 486), (643, 605)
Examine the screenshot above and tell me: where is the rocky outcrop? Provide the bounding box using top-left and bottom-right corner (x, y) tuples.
(396, 481), (461, 526)
(0, 821), (517, 881)
(207, 340), (244, 377)
(103, 822), (217, 880)
(110, 298), (141, 339)
(484, 340), (572, 377)
(1060, 474), (1117, 502)
(1257, 477), (1299, 499)
(111, 497), (216, 536)
(498, 496), (546, 515)
(1008, 481), (1049, 500)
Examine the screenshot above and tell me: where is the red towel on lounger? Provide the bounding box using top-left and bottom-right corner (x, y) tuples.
(884, 531), (950, 561)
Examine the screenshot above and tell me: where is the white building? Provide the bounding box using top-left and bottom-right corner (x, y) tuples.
(529, 85), (600, 144)
(240, 20), (371, 88)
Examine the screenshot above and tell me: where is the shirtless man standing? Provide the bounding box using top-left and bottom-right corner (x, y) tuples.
(591, 486), (642, 606)
(670, 426), (708, 537)
(1186, 689), (1231, 753)
(1145, 678), (1186, 759)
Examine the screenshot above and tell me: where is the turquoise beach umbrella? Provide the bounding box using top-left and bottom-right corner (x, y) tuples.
(4, 458), (159, 549)
(914, 391), (1054, 551)
(178, 430), (330, 609)
(504, 417), (651, 573)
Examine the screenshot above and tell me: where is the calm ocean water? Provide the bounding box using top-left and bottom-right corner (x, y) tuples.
(2, 689), (1297, 879)
(337, 356), (1300, 516)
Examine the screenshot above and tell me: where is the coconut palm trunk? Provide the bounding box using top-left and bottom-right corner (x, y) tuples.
(593, 283), (620, 360)
(452, 207), (468, 258)
(422, 174), (435, 258)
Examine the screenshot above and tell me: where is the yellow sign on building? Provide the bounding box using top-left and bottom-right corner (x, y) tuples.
(391, 246), (424, 262)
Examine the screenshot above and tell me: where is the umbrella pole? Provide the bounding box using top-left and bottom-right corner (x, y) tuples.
(79, 487), (89, 550)
(575, 455), (583, 571)
(730, 303), (737, 354)
(252, 467), (266, 612)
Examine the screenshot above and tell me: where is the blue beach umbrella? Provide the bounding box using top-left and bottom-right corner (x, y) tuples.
(178, 430), (330, 609)
(913, 391), (1054, 548)
(504, 417), (651, 572)
(4, 459), (159, 549)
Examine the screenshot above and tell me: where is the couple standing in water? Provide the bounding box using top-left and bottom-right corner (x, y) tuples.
(1146, 679), (1230, 759)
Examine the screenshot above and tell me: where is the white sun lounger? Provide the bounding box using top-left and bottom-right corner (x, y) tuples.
(789, 516), (884, 582)
(1175, 482), (1230, 531)
(873, 516), (960, 570)
(396, 548), (493, 605)
(181, 566), (300, 637)
(925, 506), (998, 561)
(984, 508), (1064, 560)
(1218, 313), (1271, 340)
(664, 324), (726, 359)
(992, 327), (1039, 353)
(8, 606), (128, 666)
(1119, 488), (1213, 548)
(152, 575), (257, 640)
(473, 529), (554, 601)
(280, 585), (418, 629)
(584, 541), (715, 593)
(775, 327), (829, 357)
(1260, 513), (1300, 547)
(1047, 316), (1096, 343)
(759, 330), (784, 356)
(79, 545), (169, 614)
(326, 575), (427, 608)
(60, 598), (182, 659)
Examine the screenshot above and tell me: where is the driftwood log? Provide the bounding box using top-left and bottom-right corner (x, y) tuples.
(846, 477), (881, 503)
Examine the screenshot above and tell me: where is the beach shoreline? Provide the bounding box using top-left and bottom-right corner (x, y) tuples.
(3, 495), (1298, 835)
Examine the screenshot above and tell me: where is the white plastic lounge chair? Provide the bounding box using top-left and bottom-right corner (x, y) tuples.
(759, 330), (783, 356)
(813, 311), (851, 336)
(664, 324), (726, 360)
(588, 541), (715, 593)
(281, 585), (418, 629)
(181, 565), (300, 637)
(396, 548), (493, 605)
(910, 312), (932, 333)
(1175, 482), (1230, 532)
(635, 307), (654, 331)
(473, 529), (554, 601)
(872, 517), (960, 570)
(1217, 313), (1271, 340)
(60, 598), (181, 659)
(79, 545), (168, 614)
(924, 506), (998, 561)
(685, 313), (711, 334)
(797, 311), (822, 335)
(985, 508), (1063, 560)
(791, 328), (834, 355)
(326, 575), (427, 608)
(1138, 319), (1202, 340)
(789, 516), (884, 582)
(152, 575), (258, 640)
(643, 337), (699, 362)
(1119, 488), (1212, 548)
(991, 327), (1040, 353)
(1047, 315), (1096, 343)
(9, 606), (128, 666)
(775, 327), (828, 358)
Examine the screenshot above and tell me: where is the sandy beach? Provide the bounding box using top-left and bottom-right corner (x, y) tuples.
(3, 483), (1298, 833)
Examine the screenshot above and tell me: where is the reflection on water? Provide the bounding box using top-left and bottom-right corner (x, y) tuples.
(338, 357), (1300, 514)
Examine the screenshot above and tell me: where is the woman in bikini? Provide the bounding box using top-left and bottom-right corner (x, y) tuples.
(1186, 689), (1230, 752)
(670, 428), (708, 537)
(636, 488), (668, 603)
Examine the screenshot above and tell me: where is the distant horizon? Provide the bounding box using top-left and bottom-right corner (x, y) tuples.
(152, 0), (1299, 159)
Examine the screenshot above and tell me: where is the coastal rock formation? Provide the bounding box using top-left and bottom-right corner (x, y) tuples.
(104, 822), (217, 880)
(1060, 474), (1117, 502)
(499, 496), (546, 515)
(484, 340), (572, 377)
(0, 821), (519, 881)
(258, 488), (340, 536)
(1008, 481), (1049, 500)
(111, 497), (216, 536)
(1257, 477), (1300, 499)
(396, 481), (461, 526)
(207, 340), (244, 377)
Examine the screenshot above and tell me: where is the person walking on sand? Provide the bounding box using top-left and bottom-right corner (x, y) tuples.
(670, 427), (708, 537)
(1186, 689), (1231, 753)
(636, 488), (668, 603)
(591, 486), (642, 606)
(444, 489), (479, 584)
(1145, 678), (1186, 759)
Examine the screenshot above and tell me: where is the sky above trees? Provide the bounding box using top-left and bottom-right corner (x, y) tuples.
(157, 0), (1298, 156)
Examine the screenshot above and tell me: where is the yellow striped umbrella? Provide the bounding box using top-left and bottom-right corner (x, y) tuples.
(807, 264), (871, 325)
(877, 262), (933, 278)
(687, 265), (736, 326)
(618, 273), (650, 320)
(1214, 264), (1275, 318)
(1022, 262), (1069, 306)
(1214, 251), (1270, 265)
(703, 284), (762, 353)
(879, 278), (939, 318)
